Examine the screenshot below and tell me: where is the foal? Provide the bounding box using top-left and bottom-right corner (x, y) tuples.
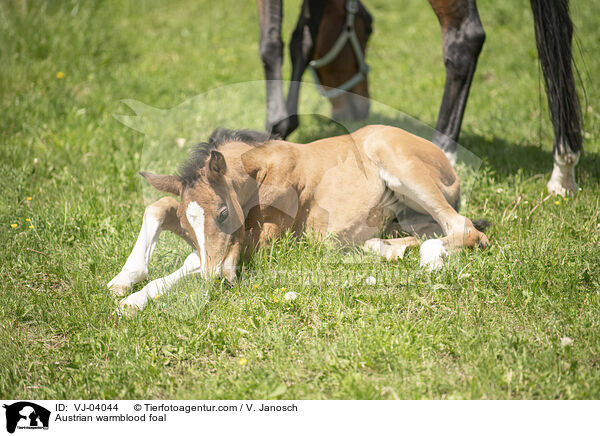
(108, 126), (488, 309)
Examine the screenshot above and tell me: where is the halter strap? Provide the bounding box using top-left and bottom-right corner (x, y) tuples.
(308, 0), (370, 100)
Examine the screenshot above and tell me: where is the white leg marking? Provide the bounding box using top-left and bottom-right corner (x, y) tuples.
(220, 254), (237, 281)
(547, 150), (580, 197)
(107, 216), (161, 295)
(363, 238), (409, 261)
(186, 201), (207, 277)
(444, 149), (457, 167)
(119, 251), (202, 310)
(419, 239), (447, 271)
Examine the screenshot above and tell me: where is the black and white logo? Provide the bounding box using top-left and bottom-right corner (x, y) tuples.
(3, 402), (50, 434)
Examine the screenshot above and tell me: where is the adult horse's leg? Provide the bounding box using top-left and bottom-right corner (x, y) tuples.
(257, 0), (290, 138)
(107, 196), (192, 296)
(428, 0), (486, 163)
(530, 0), (582, 196)
(286, 0), (327, 136)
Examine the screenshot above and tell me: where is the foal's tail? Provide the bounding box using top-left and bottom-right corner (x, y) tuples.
(529, 0), (583, 157)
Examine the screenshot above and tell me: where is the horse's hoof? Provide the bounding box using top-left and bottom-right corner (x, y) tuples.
(547, 178), (577, 197)
(268, 115), (298, 139)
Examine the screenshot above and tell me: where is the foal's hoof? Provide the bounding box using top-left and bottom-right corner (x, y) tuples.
(478, 232), (490, 249)
(119, 290), (149, 311)
(107, 269), (148, 296)
(419, 239), (447, 271)
(107, 283), (130, 297)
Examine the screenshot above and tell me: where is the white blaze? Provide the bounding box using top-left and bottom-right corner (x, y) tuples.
(186, 201), (207, 276)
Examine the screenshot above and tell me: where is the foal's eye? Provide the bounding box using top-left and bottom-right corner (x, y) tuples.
(217, 206), (229, 223)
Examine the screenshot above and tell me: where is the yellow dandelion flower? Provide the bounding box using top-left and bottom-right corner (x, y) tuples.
(25, 218), (31, 222)
(28, 225), (34, 229)
(154, 294), (160, 299)
(238, 358), (247, 366)
(273, 298), (279, 303)
(554, 200), (560, 205)
(10, 224), (17, 228)
(253, 284), (259, 289)
(26, 197), (32, 201)
(281, 287), (287, 292)
(56, 72), (65, 79)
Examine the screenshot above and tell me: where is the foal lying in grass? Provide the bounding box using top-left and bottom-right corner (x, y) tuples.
(108, 125), (489, 309)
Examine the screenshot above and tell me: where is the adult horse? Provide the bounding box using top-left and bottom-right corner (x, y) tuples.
(257, 0), (583, 196)
(257, 0), (373, 137)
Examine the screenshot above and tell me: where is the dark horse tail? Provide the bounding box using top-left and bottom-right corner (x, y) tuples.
(530, 0), (582, 157)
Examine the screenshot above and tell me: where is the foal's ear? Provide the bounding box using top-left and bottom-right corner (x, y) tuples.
(208, 150), (227, 177)
(139, 172), (182, 196)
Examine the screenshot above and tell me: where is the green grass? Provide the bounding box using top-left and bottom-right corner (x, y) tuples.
(1, 0), (599, 399)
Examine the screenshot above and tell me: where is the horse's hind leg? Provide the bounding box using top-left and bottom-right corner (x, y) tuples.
(107, 196), (190, 296)
(530, 0), (582, 196)
(428, 0), (486, 162)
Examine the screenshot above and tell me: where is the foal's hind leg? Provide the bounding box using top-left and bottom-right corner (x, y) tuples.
(428, 0), (486, 162)
(107, 197), (190, 296)
(364, 236), (421, 260)
(375, 160), (488, 269)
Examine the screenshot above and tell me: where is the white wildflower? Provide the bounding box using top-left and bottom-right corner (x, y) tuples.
(284, 291), (298, 301)
(365, 276), (376, 285)
(560, 337), (573, 347)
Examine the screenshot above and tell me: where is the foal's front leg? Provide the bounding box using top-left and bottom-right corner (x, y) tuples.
(119, 250), (202, 310)
(107, 196), (187, 296)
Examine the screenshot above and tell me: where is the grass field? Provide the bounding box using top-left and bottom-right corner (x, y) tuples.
(1, 0), (599, 399)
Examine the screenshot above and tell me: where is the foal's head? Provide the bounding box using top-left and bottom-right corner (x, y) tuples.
(141, 151), (244, 283)
(314, 0), (372, 121)
(141, 130), (270, 282)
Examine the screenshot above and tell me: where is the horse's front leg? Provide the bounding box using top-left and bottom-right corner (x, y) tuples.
(107, 196), (190, 296)
(257, 0), (290, 138)
(119, 251), (202, 310)
(428, 0), (486, 164)
(285, 0), (327, 137)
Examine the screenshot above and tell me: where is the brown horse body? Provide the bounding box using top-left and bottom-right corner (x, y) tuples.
(257, 0), (583, 196)
(109, 125), (488, 310)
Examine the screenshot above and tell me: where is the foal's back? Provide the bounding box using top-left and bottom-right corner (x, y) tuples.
(288, 125), (458, 242)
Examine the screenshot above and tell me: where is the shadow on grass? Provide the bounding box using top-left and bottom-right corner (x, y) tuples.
(460, 131), (600, 182)
(291, 112), (600, 183)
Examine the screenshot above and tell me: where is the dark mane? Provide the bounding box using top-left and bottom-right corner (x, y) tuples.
(177, 128), (273, 186)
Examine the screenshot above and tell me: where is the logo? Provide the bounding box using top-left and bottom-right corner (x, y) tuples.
(3, 402), (50, 433)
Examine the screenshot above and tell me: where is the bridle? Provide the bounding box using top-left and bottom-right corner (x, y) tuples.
(308, 0), (370, 100)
